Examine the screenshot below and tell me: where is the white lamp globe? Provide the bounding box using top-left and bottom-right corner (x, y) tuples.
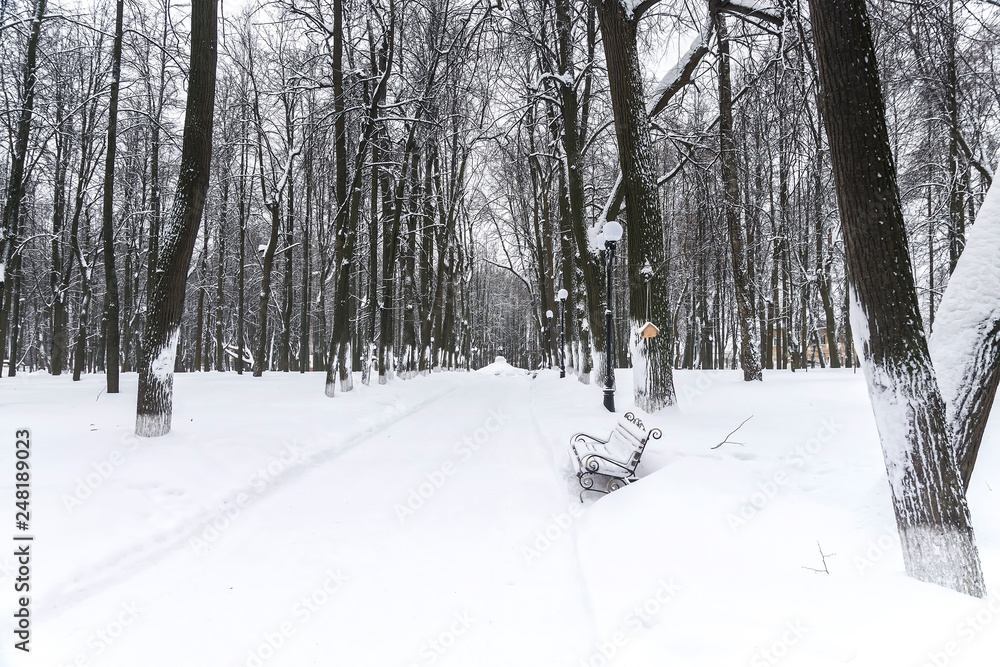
(546, 310), (553, 319)
(603, 220), (623, 242)
(557, 288), (568, 301)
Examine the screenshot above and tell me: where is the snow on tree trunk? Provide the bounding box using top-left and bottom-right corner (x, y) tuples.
(929, 175), (1000, 489)
(578, 323), (592, 385)
(809, 0), (985, 596)
(595, 0), (676, 412)
(361, 341), (373, 386)
(136, 0), (217, 437)
(379, 346), (395, 385)
(323, 337), (354, 396)
(340, 341), (354, 392)
(850, 290), (985, 596)
(136, 329), (180, 436)
(324, 339), (339, 397)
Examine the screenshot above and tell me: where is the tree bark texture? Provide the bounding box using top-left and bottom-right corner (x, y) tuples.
(136, 0), (218, 437)
(809, 0), (985, 596)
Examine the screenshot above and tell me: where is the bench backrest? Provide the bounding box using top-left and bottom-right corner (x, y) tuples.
(607, 412), (662, 467)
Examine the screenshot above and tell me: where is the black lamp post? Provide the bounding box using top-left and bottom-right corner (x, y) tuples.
(601, 221), (623, 412)
(545, 310), (554, 369)
(557, 288), (568, 378)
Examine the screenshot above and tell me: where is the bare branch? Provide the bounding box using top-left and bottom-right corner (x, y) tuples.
(711, 415), (753, 449)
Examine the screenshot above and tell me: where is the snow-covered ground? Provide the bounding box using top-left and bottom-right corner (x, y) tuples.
(1, 364), (999, 667)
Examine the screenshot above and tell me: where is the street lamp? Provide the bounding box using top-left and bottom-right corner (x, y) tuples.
(602, 220), (623, 412)
(557, 288), (568, 378)
(545, 310), (554, 369)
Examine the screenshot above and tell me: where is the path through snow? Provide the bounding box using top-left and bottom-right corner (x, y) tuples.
(3, 371), (593, 667)
(3, 367), (1000, 667)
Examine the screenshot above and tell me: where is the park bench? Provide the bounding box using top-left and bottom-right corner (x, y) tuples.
(571, 411), (662, 501)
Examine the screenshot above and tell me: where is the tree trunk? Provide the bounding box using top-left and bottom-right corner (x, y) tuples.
(237, 106), (249, 375)
(300, 141), (313, 373)
(146, 2), (169, 315)
(553, 0), (604, 385)
(280, 113), (295, 372)
(379, 139), (405, 384)
(842, 261), (854, 368)
(945, 0), (965, 274)
(595, 0), (676, 412)
(216, 175), (228, 371)
(362, 123), (378, 385)
(136, 0), (217, 437)
(49, 89), (69, 375)
(556, 167), (576, 373)
(72, 279), (91, 382)
(254, 204), (281, 376)
(809, 0), (985, 597)
(101, 0), (124, 393)
(324, 0), (353, 395)
(929, 178), (1000, 490)
(714, 10), (762, 382)
(194, 215), (208, 371)
(6, 213), (24, 376)
(325, 6), (393, 395)
(0, 0), (46, 358)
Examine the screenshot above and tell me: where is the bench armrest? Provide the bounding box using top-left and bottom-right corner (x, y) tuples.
(579, 451), (637, 476)
(571, 431), (610, 447)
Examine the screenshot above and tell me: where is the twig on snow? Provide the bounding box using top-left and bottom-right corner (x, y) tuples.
(711, 415), (753, 449)
(802, 541), (835, 574)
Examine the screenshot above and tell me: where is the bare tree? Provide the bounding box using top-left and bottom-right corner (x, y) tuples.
(809, 0), (985, 597)
(101, 0), (125, 393)
(0, 0), (46, 365)
(594, 0), (676, 411)
(713, 4), (762, 382)
(136, 0), (218, 436)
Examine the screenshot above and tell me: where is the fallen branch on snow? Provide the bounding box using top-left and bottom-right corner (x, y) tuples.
(711, 415), (753, 449)
(802, 541), (835, 574)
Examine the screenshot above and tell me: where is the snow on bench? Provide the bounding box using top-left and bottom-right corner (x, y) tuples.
(570, 411), (662, 501)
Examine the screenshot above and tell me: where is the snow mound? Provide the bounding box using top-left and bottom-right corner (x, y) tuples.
(477, 355), (525, 376)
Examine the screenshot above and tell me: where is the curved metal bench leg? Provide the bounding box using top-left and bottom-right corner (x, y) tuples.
(606, 477), (626, 493)
(578, 471), (597, 502)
